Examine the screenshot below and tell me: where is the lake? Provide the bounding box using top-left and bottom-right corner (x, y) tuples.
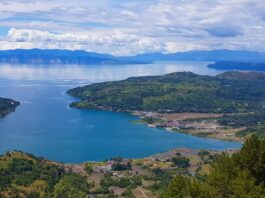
(0, 62), (240, 163)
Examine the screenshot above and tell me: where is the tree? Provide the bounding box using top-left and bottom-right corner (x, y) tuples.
(163, 135), (265, 198)
(162, 175), (218, 198)
(207, 154), (239, 197)
(85, 164), (93, 175)
(233, 134), (265, 185)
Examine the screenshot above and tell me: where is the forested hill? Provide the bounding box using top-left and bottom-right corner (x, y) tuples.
(68, 71), (265, 113)
(0, 97), (19, 117)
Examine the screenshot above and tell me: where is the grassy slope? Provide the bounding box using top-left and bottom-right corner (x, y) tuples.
(0, 149), (219, 198)
(0, 151), (88, 198)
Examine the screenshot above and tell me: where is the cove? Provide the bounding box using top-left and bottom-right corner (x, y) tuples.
(0, 62), (241, 163)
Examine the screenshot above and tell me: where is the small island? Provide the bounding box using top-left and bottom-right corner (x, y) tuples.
(68, 71), (265, 141)
(208, 61), (265, 71)
(0, 97), (20, 118)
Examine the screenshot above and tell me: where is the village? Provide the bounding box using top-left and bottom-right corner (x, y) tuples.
(132, 111), (244, 142)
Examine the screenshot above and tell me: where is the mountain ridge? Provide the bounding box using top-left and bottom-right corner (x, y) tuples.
(0, 49), (265, 65)
(122, 49), (265, 62)
(0, 49), (148, 65)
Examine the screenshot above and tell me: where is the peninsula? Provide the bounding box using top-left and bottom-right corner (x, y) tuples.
(0, 97), (19, 118)
(68, 71), (265, 141)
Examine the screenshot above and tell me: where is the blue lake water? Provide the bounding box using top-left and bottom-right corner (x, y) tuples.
(0, 62), (240, 163)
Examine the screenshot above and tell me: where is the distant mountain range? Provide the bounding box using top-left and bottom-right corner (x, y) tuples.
(124, 49), (265, 62)
(0, 49), (265, 65)
(0, 49), (148, 65)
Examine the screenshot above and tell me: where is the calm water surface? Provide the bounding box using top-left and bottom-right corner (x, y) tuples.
(0, 62), (240, 163)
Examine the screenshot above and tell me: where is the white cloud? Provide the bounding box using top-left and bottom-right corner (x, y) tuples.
(3, 28), (162, 55)
(0, 0), (265, 55)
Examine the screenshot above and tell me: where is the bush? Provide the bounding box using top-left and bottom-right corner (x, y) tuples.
(112, 162), (132, 171)
(85, 164), (93, 175)
(171, 156), (190, 168)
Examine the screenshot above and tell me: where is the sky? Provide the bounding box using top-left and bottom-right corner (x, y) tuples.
(0, 0), (265, 55)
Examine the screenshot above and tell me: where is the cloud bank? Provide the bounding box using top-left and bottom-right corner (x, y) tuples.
(0, 0), (264, 55)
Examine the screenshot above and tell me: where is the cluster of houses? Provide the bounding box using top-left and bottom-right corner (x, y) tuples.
(136, 111), (222, 132)
(137, 111), (182, 130)
(94, 158), (132, 174)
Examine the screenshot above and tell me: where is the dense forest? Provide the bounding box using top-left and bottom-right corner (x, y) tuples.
(68, 71), (265, 114)
(0, 97), (19, 118)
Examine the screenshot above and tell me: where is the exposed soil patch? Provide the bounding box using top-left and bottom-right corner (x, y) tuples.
(161, 113), (223, 121)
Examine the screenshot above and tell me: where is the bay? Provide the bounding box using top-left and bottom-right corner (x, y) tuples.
(0, 62), (240, 163)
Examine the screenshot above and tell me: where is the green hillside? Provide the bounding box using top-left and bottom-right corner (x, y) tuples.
(0, 152), (88, 198)
(68, 71), (265, 113)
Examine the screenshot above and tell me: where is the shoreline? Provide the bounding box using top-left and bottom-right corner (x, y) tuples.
(0, 99), (20, 118)
(1, 147), (239, 197)
(6, 146), (240, 165)
(132, 110), (245, 142)
(70, 102), (245, 143)
(1, 144), (241, 166)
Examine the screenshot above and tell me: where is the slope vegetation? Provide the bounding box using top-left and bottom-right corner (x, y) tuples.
(68, 71), (265, 114)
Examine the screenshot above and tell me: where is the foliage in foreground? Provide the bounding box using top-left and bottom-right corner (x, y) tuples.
(163, 135), (265, 198)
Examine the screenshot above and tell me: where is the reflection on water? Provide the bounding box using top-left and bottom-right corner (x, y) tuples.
(0, 61), (221, 82)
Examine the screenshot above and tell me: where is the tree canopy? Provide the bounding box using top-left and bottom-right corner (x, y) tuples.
(163, 135), (265, 198)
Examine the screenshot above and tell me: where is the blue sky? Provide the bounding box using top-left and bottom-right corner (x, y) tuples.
(0, 0), (264, 55)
